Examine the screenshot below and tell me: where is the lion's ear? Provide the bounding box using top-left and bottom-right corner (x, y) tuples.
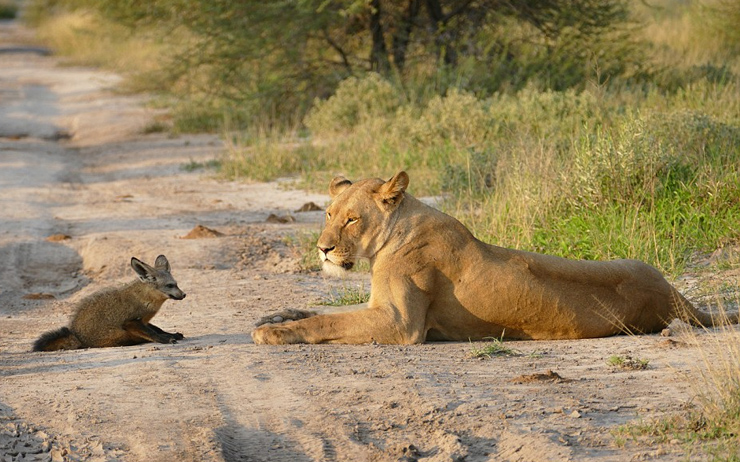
(377, 171), (409, 208)
(329, 176), (352, 198)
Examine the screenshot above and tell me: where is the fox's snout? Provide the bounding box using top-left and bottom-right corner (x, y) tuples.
(169, 292), (186, 300)
(165, 286), (186, 300)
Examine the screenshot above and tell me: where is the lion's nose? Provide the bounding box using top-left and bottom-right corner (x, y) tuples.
(318, 245), (335, 255)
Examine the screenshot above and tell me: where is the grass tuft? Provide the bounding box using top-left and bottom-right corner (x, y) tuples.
(318, 284), (370, 307)
(180, 158), (221, 173)
(469, 335), (519, 359)
(606, 355), (650, 370)
(142, 121), (170, 134)
(283, 230), (323, 273)
(0, 0), (17, 19)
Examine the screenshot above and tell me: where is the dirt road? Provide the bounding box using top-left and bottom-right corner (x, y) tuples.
(1, 20), (736, 462)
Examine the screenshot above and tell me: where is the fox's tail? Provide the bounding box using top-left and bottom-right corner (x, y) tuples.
(33, 327), (83, 352)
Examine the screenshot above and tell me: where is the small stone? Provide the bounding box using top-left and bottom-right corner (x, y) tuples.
(181, 224), (223, 239)
(295, 202), (323, 212)
(51, 449), (66, 462)
(91, 441), (105, 455)
(46, 234), (71, 242)
(266, 214), (295, 224)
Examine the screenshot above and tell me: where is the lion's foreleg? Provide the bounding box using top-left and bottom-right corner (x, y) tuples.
(251, 305), (424, 345)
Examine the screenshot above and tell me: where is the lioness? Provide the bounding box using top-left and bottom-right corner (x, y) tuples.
(252, 171), (733, 345)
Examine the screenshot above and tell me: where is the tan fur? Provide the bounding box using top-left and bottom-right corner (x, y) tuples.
(33, 255), (186, 351)
(252, 172), (734, 345)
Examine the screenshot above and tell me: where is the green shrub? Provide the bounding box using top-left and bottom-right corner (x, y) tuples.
(0, 0), (17, 19)
(702, 0), (740, 56)
(441, 105), (740, 276)
(410, 90), (494, 149)
(304, 74), (401, 135)
(222, 130), (316, 182)
(28, 0), (740, 278)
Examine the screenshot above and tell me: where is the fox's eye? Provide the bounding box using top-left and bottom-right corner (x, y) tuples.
(165, 283), (176, 289)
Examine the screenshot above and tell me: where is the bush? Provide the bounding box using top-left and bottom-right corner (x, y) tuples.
(0, 0), (17, 19)
(410, 90), (494, 149)
(528, 111), (740, 273)
(304, 74), (401, 136)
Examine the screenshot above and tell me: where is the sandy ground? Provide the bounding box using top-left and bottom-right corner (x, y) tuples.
(2, 19), (740, 462)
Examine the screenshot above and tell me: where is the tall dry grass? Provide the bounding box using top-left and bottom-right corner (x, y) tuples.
(616, 293), (740, 460)
(33, 11), (164, 86)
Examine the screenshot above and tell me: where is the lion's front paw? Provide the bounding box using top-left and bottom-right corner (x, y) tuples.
(251, 325), (304, 345)
(254, 309), (317, 327)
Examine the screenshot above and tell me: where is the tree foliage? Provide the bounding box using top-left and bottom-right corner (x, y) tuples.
(36, 0), (643, 124)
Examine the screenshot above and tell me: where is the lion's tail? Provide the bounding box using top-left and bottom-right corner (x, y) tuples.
(33, 327), (83, 352)
(673, 289), (740, 327)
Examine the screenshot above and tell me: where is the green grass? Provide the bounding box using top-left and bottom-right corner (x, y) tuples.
(31, 11), (165, 80)
(283, 228), (372, 275)
(221, 128), (317, 182)
(180, 158), (221, 173)
(318, 284), (370, 307)
(614, 406), (740, 460)
(469, 335), (519, 359)
(223, 79), (740, 276)
(606, 355), (650, 370)
(214, 1), (740, 278)
(283, 230), (322, 273)
(142, 121), (170, 134)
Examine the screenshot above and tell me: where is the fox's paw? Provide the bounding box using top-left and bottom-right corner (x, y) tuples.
(173, 332), (184, 340)
(254, 309), (316, 327)
(251, 324), (305, 345)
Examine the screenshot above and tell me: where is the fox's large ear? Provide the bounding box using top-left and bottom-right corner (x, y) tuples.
(329, 176), (352, 198)
(154, 255), (171, 272)
(376, 171), (409, 209)
(131, 257), (156, 282)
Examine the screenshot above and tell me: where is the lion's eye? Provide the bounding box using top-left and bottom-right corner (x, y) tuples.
(326, 212), (331, 220)
(346, 217), (358, 226)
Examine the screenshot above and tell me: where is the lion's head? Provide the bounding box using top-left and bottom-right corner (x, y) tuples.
(317, 171), (409, 275)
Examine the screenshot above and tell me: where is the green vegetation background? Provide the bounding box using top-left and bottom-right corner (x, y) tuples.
(21, 0), (740, 276)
